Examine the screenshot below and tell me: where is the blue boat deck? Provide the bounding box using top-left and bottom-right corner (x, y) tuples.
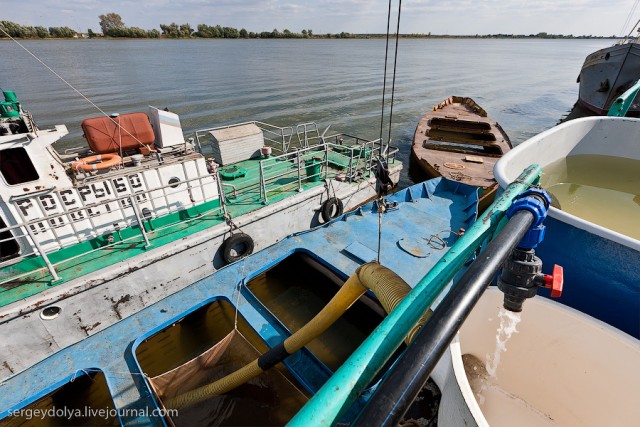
(0, 178), (478, 426)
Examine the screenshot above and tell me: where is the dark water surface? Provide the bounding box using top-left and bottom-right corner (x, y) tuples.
(1, 38), (612, 186)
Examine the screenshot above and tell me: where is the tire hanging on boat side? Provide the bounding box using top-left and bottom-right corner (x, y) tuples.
(221, 233), (254, 264)
(321, 197), (344, 222)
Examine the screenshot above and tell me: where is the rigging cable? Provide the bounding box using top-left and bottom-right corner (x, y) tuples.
(619, 0), (640, 39)
(386, 0), (402, 150)
(375, 0), (402, 263)
(378, 0), (394, 153)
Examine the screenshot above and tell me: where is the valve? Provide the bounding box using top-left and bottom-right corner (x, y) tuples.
(543, 264), (564, 298)
(498, 188), (563, 312)
(498, 247), (563, 312)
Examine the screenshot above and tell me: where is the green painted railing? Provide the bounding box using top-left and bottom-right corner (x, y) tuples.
(287, 164), (543, 426)
(608, 79), (640, 117)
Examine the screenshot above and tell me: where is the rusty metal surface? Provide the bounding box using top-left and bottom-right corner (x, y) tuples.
(412, 96), (512, 189)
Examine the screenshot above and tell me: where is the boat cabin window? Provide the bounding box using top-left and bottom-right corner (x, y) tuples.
(0, 147), (39, 185)
(0, 216), (19, 260)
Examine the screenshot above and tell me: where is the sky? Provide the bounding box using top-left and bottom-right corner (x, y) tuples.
(2, 0), (639, 37)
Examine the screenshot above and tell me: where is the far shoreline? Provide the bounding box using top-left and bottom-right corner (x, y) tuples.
(0, 35), (621, 41)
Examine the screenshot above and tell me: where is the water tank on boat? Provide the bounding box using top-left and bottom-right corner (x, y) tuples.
(433, 288), (640, 427)
(81, 112), (155, 154)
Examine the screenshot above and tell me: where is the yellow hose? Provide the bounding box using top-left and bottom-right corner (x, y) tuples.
(165, 262), (430, 410)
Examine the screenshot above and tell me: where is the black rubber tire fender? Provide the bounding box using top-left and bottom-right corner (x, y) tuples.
(321, 197), (344, 222)
(222, 233), (254, 264)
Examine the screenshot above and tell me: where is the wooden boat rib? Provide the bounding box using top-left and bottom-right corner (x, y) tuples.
(412, 96), (512, 209)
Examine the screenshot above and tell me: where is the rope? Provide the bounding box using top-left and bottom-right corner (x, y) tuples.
(0, 27), (148, 149)
(224, 213), (241, 234)
(513, 178), (542, 190)
(233, 265), (245, 331)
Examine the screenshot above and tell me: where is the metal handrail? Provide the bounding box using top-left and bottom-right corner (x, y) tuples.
(0, 174), (221, 236)
(295, 122), (320, 149)
(0, 171), (225, 282)
(254, 138), (381, 203)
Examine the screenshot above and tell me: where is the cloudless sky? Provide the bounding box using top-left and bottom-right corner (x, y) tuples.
(3, 0), (640, 37)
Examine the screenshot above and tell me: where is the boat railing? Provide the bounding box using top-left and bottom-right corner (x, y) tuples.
(295, 122), (321, 149)
(256, 136), (385, 203)
(193, 121), (383, 157)
(193, 121), (298, 156)
(0, 171), (226, 286)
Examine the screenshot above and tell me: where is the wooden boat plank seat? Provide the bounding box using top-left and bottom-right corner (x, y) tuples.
(412, 96), (512, 209)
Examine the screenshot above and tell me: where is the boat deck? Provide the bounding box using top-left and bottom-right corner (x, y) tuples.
(220, 150), (371, 213)
(0, 149), (390, 309)
(0, 178), (478, 425)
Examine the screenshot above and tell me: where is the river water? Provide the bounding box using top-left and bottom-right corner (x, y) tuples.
(1, 38), (613, 186)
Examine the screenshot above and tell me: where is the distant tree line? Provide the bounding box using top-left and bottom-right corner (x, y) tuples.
(0, 20), (77, 38)
(0, 16), (616, 40)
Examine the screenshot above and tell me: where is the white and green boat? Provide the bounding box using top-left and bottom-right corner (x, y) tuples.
(0, 90), (401, 378)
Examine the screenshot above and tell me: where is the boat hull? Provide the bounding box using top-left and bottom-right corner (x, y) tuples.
(578, 42), (640, 114)
(494, 116), (640, 338)
(412, 97), (511, 211)
(0, 178), (479, 425)
(0, 168), (400, 379)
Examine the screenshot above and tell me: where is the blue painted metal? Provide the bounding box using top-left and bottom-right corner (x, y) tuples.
(287, 165), (541, 427)
(506, 188), (551, 249)
(0, 368), (124, 425)
(0, 177), (479, 426)
(534, 216), (640, 338)
(343, 241), (379, 263)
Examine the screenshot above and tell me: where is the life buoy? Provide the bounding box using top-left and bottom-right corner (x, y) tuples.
(321, 197), (344, 222)
(72, 153), (121, 172)
(221, 233), (254, 264)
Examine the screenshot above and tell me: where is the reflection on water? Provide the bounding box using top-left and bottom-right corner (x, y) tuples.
(542, 154), (640, 239)
(0, 371), (118, 427)
(0, 38), (615, 187)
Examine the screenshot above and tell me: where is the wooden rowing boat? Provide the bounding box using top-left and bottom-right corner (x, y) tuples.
(412, 96), (512, 211)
